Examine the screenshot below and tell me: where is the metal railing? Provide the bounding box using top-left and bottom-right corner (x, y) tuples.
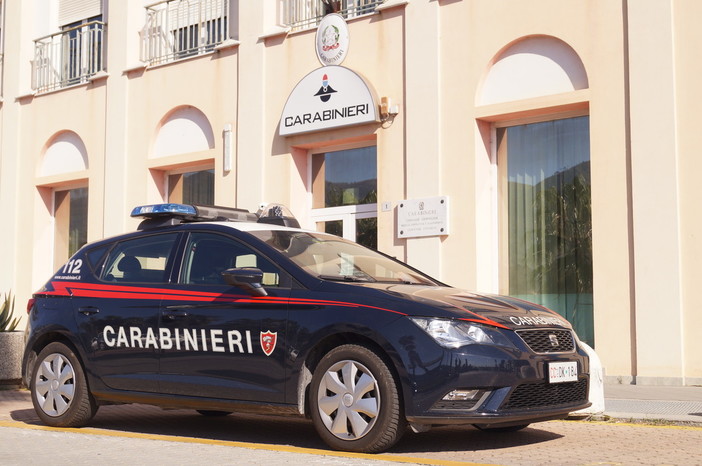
(141, 0), (229, 66)
(282, 0), (386, 31)
(32, 21), (105, 93)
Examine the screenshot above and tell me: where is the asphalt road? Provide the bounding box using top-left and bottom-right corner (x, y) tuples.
(1, 389), (701, 465)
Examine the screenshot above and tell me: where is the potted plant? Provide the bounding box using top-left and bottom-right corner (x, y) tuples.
(0, 292), (23, 385)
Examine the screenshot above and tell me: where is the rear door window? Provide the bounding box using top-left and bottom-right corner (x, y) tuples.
(101, 233), (179, 283)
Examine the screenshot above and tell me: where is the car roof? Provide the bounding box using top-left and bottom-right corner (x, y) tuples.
(131, 203), (303, 232)
(190, 220), (312, 234)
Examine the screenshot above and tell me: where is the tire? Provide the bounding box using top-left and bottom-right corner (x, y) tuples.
(196, 410), (231, 417)
(474, 423), (530, 433)
(30, 342), (98, 427)
(309, 344), (405, 453)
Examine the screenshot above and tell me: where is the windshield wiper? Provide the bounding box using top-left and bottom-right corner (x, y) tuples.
(373, 279), (438, 285)
(318, 274), (376, 283)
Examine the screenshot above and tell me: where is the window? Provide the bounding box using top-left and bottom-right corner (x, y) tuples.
(62, 15), (103, 85)
(168, 169), (214, 205)
(101, 234), (179, 283)
(141, 0), (229, 66)
(32, 16), (105, 93)
(498, 116), (593, 346)
(283, 0), (386, 31)
(310, 146), (377, 249)
(180, 233), (281, 287)
(54, 187), (88, 268)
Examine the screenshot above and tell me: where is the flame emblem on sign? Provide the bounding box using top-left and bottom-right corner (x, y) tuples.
(313, 74), (337, 102)
(260, 330), (278, 356)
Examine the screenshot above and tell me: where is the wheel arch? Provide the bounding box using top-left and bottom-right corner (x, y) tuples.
(23, 330), (86, 388)
(296, 332), (407, 419)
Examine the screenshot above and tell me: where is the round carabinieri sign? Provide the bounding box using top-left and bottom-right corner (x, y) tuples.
(316, 13), (350, 66)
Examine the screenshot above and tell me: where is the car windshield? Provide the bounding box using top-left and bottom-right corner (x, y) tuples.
(248, 230), (437, 285)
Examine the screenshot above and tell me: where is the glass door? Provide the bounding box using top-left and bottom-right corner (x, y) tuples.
(311, 146), (377, 249)
(312, 205), (377, 250)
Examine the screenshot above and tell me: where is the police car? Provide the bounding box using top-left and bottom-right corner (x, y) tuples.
(23, 203), (590, 453)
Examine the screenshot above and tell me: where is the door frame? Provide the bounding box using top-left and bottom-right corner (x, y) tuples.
(309, 204), (378, 241)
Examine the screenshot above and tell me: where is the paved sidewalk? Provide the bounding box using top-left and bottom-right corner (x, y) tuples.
(602, 384), (702, 424)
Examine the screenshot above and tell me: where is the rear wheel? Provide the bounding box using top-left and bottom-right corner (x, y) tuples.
(30, 342), (98, 427)
(309, 344), (405, 453)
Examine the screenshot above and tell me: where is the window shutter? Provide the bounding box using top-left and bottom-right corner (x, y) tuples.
(59, 0), (102, 26)
(168, 0), (226, 29)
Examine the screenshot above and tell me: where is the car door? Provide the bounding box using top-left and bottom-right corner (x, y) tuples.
(72, 232), (180, 392)
(157, 230), (291, 402)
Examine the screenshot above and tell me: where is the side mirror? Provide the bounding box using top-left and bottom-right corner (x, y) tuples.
(221, 267), (268, 297)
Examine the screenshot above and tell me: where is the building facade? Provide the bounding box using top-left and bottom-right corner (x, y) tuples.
(0, 0), (700, 386)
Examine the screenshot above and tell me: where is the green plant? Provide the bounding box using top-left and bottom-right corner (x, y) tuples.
(0, 292), (19, 332)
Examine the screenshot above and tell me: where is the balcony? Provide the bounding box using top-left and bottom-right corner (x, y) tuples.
(282, 0), (386, 31)
(141, 0), (229, 66)
(32, 21), (105, 94)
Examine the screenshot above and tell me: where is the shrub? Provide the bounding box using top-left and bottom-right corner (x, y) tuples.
(0, 292), (19, 332)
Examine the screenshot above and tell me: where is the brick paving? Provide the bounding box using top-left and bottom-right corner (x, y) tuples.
(2, 386), (702, 465)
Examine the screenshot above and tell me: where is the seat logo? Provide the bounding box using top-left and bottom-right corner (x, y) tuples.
(549, 334), (559, 347)
(260, 331), (278, 356)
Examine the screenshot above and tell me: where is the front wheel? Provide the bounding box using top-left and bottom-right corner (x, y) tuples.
(309, 344), (405, 453)
(30, 342), (98, 427)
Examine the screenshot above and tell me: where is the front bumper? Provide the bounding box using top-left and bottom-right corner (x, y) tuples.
(407, 380), (591, 426)
(394, 326), (591, 426)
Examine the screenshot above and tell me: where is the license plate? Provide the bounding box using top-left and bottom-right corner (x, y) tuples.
(548, 361), (578, 383)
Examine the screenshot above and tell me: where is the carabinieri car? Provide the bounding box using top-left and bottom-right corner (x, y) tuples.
(23, 203), (590, 453)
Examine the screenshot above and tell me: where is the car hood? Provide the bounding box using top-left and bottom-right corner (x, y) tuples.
(361, 283), (572, 330)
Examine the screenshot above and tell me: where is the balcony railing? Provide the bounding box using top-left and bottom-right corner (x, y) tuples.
(32, 21), (105, 93)
(141, 0), (229, 66)
(282, 0), (386, 31)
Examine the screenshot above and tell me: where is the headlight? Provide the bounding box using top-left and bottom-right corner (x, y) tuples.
(409, 317), (515, 349)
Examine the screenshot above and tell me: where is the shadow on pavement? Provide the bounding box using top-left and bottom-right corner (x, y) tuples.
(10, 402), (563, 454)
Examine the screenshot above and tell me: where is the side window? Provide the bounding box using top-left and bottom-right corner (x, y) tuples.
(101, 233), (179, 283)
(181, 232), (281, 287)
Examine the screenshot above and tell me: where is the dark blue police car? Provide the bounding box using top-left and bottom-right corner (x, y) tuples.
(23, 203), (590, 453)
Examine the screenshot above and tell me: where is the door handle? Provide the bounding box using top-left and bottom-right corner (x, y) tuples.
(162, 309), (188, 319)
(78, 306), (100, 316)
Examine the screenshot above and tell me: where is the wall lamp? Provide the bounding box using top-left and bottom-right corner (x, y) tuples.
(223, 123), (232, 173)
(380, 96), (400, 120)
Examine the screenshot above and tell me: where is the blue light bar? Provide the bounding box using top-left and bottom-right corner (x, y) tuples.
(130, 203), (197, 218)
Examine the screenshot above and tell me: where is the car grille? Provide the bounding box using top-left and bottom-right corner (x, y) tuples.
(502, 379), (588, 410)
(516, 329), (575, 353)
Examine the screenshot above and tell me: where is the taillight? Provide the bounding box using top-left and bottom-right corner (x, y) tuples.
(26, 298), (36, 314)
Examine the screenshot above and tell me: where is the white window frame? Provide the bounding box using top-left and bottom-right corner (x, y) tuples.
(309, 204), (377, 241)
